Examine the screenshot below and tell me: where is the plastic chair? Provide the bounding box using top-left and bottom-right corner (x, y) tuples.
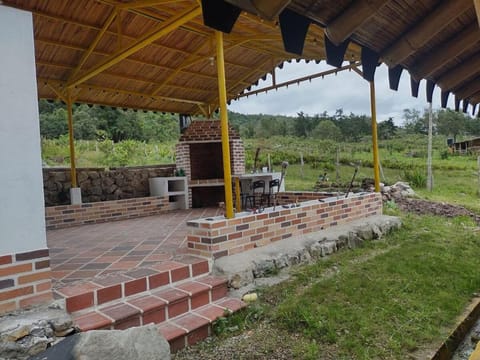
(246, 180), (265, 208)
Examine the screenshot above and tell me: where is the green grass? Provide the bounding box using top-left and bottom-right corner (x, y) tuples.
(207, 214), (480, 359)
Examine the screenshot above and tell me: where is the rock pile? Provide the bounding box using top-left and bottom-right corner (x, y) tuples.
(381, 181), (416, 200)
(0, 305), (74, 360)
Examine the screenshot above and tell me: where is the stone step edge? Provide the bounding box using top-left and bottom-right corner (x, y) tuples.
(157, 297), (247, 353)
(72, 276), (229, 331)
(55, 259), (211, 313)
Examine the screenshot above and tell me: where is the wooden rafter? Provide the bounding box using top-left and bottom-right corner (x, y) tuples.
(236, 62), (361, 98)
(437, 52), (480, 91)
(40, 78), (207, 106)
(325, 0), (388, 45)
(67, 5), (201, 88)
(410, 22), (480, 80)
(115, 0), (182, 10)
(454, 76), (480, 99)
(382, 0), (473, 66)
(68, 9), (118, 81)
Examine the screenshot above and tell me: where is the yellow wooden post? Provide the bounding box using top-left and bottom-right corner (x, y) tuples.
(215, 31), (234, 218)
(235, 177), (241, 212)
(66, 90), (78, 188)
(67, 89), (78, 188)
(369, 81), (381, 192)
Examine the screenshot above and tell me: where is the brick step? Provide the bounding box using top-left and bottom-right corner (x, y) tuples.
(157, 297), (247, 353)
(72, 275), (228, 332)
(54, 258), (210, 314)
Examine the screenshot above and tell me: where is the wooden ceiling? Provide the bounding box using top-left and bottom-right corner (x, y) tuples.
(2, 0), (360, 116)
(286, 0), (480, 113)
(3, 0), (480, 115)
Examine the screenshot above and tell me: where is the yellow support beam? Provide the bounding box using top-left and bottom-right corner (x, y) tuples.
(216, 31), (234, 219)
(369, 81), (381, 192)
(235, 177), (241, 212)
(68, 9), (118, 81)
(67, 5), (201, 88)
(475, 0), (480, 27)
(66, 90), (78, 188)
(116, 0), (183, 10)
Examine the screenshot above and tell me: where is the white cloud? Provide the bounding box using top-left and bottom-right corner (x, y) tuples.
(229, 61), (455, 125)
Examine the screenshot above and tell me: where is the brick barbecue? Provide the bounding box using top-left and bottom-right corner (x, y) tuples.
(175, 120), (245, 208)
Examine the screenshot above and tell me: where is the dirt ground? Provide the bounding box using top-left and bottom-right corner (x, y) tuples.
(389, 195), (480, 225)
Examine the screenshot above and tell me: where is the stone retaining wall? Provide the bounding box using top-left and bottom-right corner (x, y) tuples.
(45, 196), (173, 230)
(186, 192), (382, 259)
(43, 164), (175, 206)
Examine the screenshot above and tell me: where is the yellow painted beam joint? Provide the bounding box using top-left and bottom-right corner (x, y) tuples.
(216, 31), (234, 219)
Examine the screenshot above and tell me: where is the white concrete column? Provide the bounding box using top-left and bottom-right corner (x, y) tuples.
(0, 6), (47, 254)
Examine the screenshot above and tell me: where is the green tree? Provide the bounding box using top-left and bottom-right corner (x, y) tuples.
(435, 109), (467, 142)
(311, 120), (342, 141)
(378, 117), (397, 140)
(402, 108), (427, 134)
(39, 107), (68, 138)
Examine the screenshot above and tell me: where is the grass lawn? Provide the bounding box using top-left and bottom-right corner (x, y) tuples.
(175, 213), (480, 360)
(271, 214), (480, 359)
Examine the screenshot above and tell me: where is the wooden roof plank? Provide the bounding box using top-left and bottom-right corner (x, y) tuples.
(67, 4), (201, 88)
(382, 0), (473, 66)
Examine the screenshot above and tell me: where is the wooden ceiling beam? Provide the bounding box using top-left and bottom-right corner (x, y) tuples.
(382, 0), (473, 67)
(69, 9), (118, 81)
(325, 0), (389, 45)
(39, 77), (208, 106)
(31, 5), (292, 73)
(409, 22), (479, 80)
(453, 76), (480, 99)
(36, 37), (254, 82)
(115, 0), (182, 10)
(67, 5), (201, 88)
(37, 60), (218, 95)
(437, 52), (480, 91)
(236, 62), (360, 98)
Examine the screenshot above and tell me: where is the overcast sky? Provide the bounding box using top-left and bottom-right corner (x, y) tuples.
(229, 61), (455, 126)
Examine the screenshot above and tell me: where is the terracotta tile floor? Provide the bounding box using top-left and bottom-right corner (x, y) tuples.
(47, 208), (222, 288)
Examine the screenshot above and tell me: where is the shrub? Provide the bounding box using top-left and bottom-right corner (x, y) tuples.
(403, 169), (426, 188)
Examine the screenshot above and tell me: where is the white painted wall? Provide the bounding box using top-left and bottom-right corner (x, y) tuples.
(0, 6), (47, 254)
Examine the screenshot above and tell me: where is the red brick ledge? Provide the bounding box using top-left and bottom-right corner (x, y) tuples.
(186, 192), (382, 259)
(0, 248), (53, 314)
(45, 196), (174, 230)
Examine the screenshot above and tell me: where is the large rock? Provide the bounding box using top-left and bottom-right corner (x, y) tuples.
(72, 325), (170, 360)
(31, 324), (170, 360)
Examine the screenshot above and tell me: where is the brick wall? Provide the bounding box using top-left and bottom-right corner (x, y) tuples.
(43, 164), (175, 206)
(45, 196), (172, 230)
(276, 191), (344, 204)
(186, 192), (382, 259)
(0, 249), (52, 314)
(175, 132), (245, 208)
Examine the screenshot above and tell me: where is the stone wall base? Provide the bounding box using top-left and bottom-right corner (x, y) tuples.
(213, 215), (402, 289)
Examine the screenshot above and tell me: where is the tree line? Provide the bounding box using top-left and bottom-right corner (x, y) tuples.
(39, 100), (479, 143)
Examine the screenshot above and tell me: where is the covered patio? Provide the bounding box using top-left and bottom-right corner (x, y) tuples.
(2, 0), (480, 354)
(48, 208), (222, 289)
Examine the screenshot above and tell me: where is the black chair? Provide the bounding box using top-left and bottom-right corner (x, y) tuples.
(266, 178), (280, 206)
(246, 180), (265, 208)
